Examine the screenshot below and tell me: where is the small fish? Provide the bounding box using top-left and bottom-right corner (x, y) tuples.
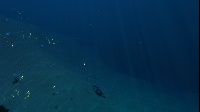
(93, 85), (105, 98)
(12, 73), (22, 84)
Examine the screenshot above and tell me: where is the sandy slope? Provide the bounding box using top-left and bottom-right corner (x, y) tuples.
(0, 15), (198, 112)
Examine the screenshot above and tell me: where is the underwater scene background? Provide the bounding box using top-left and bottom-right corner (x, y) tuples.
(0, 0), (199, 112)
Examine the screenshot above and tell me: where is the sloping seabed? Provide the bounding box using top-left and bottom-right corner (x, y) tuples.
(0, 15), (198, 112)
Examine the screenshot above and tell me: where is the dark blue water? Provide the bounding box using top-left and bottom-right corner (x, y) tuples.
(0, 0), (198, 94)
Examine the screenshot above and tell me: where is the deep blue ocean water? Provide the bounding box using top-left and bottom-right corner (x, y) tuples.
(0, 0), (198, 94)
(0, 0), (199, 111)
